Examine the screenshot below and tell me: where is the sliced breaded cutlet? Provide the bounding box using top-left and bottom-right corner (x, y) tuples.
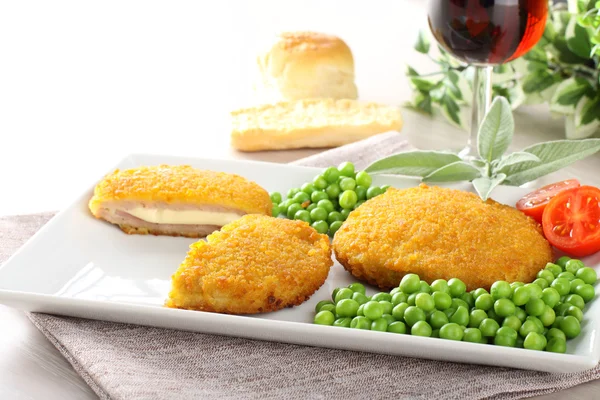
(88, 164), (272, 238)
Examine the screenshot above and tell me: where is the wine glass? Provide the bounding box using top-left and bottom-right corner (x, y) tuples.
(427, 0), (548, 159)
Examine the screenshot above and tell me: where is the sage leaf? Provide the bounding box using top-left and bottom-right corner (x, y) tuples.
(364, 151), (461, 177)
(495, 152), (541, 172)
(422, 161), (482, 183)
(477, 97), (514, 162)
(566, 17), (593, 58)
(472, 174), (507, 201)
(503, 139), (600, 186)
(414, 31), (430, 54)
(580, 94), (600, 125)
(550, 77), (593, 106)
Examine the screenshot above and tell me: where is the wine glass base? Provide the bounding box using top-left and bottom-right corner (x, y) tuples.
(458, 145), (478, 161)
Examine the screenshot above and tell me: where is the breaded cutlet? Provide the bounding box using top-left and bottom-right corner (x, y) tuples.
(332, 184), (553, 291)
(88, 164), (272, 238)
(165, 214), (333, 314)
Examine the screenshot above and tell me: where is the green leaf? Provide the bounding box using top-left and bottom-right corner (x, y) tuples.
(580, 94), (600, 125)
(565, 113), (600, 139)
(440, 94), (461, 126)
(410, 77), (437, 91)
(414, 31), (430, 54)
(522, 70), (557, 94)
(502, 139), (600, 186)
(364, 151), (461, 177)
(445, 70), (463, 101)
(406, 65), (419, 77)
(472, 174), (507, 201)
(566, 17), (593, 58)
(550, 77), (594, 108)
(422, 161), (482, 183)
(495, 152), (541, 172)
(412, 92), (433, 115)
(477, 97), (514, 162)
(553, 36), (591, 64)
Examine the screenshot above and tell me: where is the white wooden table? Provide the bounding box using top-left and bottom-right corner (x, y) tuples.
(0, 1), (599, 398)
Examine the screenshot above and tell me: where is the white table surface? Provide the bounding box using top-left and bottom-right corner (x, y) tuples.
(1, 1), (599, 398)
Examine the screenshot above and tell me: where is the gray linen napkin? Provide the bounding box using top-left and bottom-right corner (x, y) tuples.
(2, 131), (600, 400)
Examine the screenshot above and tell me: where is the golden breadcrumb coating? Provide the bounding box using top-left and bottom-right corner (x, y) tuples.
(88, 164), (272, 216)
(165, 214), (333, 314)
(333, 184), (553, 291)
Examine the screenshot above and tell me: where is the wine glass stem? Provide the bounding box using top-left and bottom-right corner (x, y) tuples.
(462, 65), (493, 159)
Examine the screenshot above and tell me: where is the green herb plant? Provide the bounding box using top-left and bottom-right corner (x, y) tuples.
(365, 96), (600, 200)
(407, 0), (600, 140)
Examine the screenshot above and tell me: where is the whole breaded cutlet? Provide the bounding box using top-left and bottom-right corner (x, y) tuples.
(332, 184), (553, 291)
(165, 214), (333, 314)
(88, 165), (272, 238)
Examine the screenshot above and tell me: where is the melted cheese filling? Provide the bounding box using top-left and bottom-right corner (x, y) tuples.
(127, 208), (243, 226)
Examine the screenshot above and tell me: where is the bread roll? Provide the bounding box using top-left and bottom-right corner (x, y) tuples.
(230, 99), (403, 152)
(253, 31), (358, 103)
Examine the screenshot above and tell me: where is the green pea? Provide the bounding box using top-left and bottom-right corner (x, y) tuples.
(443, 307), (457, 319)
(287, 188), (301, 199)
(487, 309), (504, 324)
(317, 199), (334, 213)
(363, 301), (384, 320)
(556, 256), (571, 269)
(515, 336), (525, 348)
(329, 221), (343, 236)
(525, 283), (543, 299)
(392, 302), (409, 321)
(552, 316), (564, 329)
(293, 191), (310, 204)
(379, 301), (393, 315)
(546, 338), (567, 353)
(340, 208), (351, 220)
(475, 293), (494, 311)
(450, 306), (469, 326)
(286, 203), (303, 219)
(546, 328), (566, 342)
(339, 190), (358, 209)
(409, 293), (419, 306)
(315, 300), (334, 313)
(333, 317), (352, 328)
(567, 305), (583, 322)
(515, 306), (527, 322)
(469, 309), (488, 328)
(524, 332), (547, 351)
(354, 171), (371, 188)
(431, 279), (450, 294)
(335, 299), (360, 318)
(320, 304), (336, 313)
(338, 162), (355, 177)
(313, 176), (328, 190)
(400, 274), (421, 294)
(271, 204), (281, 216)
(332, 288), (354, 304)
(390, 287), (401, 295)
(294, 210), (311, 223)
(366, 186), (383, 199)
(392, 292), (408, 306)
(494, 298), (516, 317)
(551, 278), (572, 296)
(350, 316), (371, 330)
(301, 183), (315, 195)
(565, 259), (585, 274)
(448, 278), (467, 297)
(570, 278), (585, 293)
(347, 282), (366, 295)
(541, 287), (560, 308)
(428, 310), (449, 329)
(357, 304), (365, 316)
(415, 293), (436, 312)
(525, 298), (545, 317)
(371, 318), (389, 332)
(430, 329), (440, 338)
(409, 320), (431, 337)
(463, 328), (483, 343)
(371, 292), (392, 302)
(351, 292), (369, 306)
(404, 306), (426, 327)
(519, 320), (540, 338)
(278, 201), (290, 215)
(537, 269), (555, 284)
(472, 288), (488, 299)
(388, 321), (407, 334)
(310, 190), (328, 203)
(327, 211), (344, 224)
(325, 183), (341, 199)
(576, 267), (597, 285)
(503, 315), (522, 332)
(314, 310), (335, 325)
(574, 284), (595, 302)
(339, 178), (356, 192)
(539, 305), (556, 327)
(355, 185), (367, 201)
(440, 322), (464, 341)
(459, 292), (474, 308)
(306, 203), (317, 212)
(270, 192), (283, 204)
(491, 281), (512, 300)
(512, 286), (530, 306)
(557, 271), (575, 281)
(479, 318), (500, 337)
(545, 263), (563, 277)
(311, 220), (329, 234)
(419, 281), (432, 294)
(533, 278), (549, 289)
(381, 314), (395, 325)
(565, 294), (585, 310)
(323, 167), (341, 183)
(432, 291), (452, 310)
(555, 302), (572, 317)
(495, 326), (518, 340)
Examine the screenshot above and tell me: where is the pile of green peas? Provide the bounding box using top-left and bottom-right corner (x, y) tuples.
(269, 162), (388, 236)
(313, 256), (597, 353)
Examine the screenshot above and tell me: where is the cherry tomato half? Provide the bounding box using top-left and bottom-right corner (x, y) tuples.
(542, 185), (600, 258)
(516, 179), (580, 224)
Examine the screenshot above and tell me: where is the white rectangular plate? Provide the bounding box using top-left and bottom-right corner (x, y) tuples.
(1, 153), (599, 373)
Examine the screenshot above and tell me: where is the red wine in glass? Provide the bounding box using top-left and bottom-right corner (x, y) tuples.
(427, 0), (548, 157)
